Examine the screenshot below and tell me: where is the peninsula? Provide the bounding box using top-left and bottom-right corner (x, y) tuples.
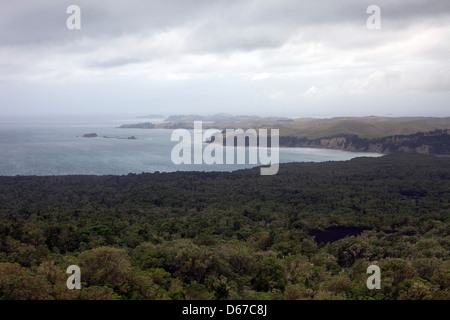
(117, 116), (450, 154)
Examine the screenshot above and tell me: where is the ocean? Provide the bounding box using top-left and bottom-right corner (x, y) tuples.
(0, 115), (383, 176)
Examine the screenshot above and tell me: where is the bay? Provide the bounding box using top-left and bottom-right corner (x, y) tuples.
(0, 116), (383, 176)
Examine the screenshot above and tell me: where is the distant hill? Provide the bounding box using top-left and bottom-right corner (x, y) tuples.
(120, 116), (450, 138)
(136, 114), (165, 119)
(280, 116), (450, 139)
(164, 113), (292, 123)
(118, 122), (156, 129)
(118, 116), (450, 154)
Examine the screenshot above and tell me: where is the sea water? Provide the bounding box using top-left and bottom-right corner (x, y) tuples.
(0, 115), (383, 176)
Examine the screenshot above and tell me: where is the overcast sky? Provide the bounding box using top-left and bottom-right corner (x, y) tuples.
(0, 0), (449, 118)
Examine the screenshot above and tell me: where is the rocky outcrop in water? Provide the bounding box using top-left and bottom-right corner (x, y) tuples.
(82, 133), (98, 138)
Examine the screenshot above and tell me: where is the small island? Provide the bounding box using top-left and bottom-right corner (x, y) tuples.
(82, 133), (98, 138)
(82, 133), (138, 140)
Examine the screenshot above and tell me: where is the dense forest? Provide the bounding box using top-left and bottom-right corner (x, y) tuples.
(0, 154), (449, 300)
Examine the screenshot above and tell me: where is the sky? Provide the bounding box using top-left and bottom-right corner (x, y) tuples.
(0, 0), (449, 118)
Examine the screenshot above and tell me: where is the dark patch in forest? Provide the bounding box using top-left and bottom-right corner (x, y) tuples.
(308, 226), (370, 244)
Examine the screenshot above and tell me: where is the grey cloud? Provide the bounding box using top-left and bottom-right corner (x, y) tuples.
(87, 57), (142, 69)
(184, 22), (291, 53)
(0, 0), (222, 45)
(1, 0), (449, 117)
(2, 0), (450, 50)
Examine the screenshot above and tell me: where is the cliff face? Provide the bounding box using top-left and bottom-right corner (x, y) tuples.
(317, 137), (432, 154)
(319, 137), (347, 149)
(278, 129), (450, 155)
(284, 136), (388, 153)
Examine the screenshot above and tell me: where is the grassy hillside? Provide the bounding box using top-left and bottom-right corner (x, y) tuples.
(121, 116), (450, 140)
(234, 116), (450, 139)
(283, 117), (450, 139)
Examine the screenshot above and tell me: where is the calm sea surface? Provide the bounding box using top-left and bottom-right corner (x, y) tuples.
(0, 115), (383, 176)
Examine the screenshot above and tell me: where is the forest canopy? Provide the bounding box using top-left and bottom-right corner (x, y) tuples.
(0, 154), (449, 300)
